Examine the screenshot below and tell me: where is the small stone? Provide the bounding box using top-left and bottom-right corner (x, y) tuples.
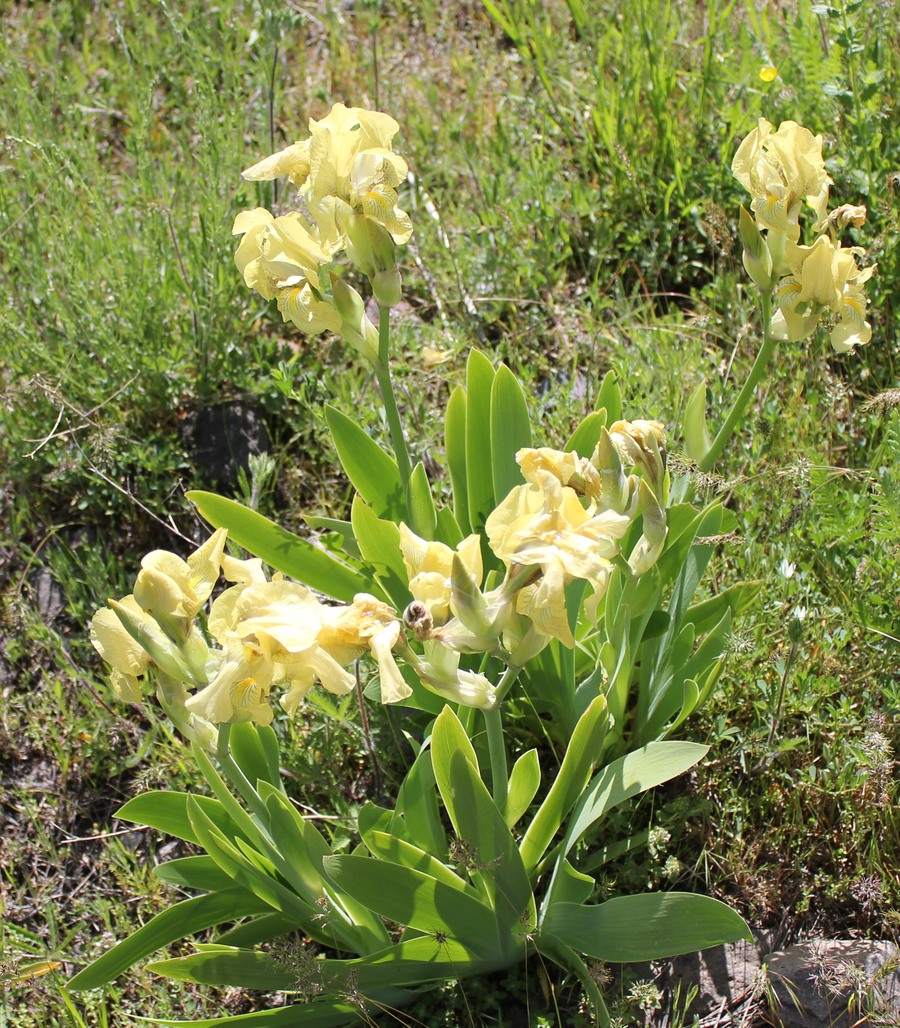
(765, 939), (900, 1027)
(621, 931), (773, 1022)
(182, 399), (269, 491)
(32, 568), (65, 622)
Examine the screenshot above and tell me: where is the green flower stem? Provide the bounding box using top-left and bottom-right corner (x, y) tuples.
(483, 707), (508, 814)
(483, 666), (521, 814)
(374, 305), (412, 488)
(215, 723), (268, 823)
(699, 292), (776, 472)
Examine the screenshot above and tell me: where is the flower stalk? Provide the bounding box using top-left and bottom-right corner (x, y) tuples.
(699, 293), (777, 471)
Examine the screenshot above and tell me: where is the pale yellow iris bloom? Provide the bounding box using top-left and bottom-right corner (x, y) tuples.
(517, 447), (602, 500)
(90, 596), (152, 702)
(242, 103), (412, 246)
(607, 420), (667, 501)
(398, 524), (483, 625)
(772, 235), (875, 352)
(486, 469), (632, 646)
(187, 578), (356, 724)
(233, 208), (342, 335)
(133, 528), (227, 639)
(412, 640), (497, 710)
(318, 594), (411, 704)
(91, 530), (227, 700)
(732, 118), (830, 239)
(187, 639), (279, 726)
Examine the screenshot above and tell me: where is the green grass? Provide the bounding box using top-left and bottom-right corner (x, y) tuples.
(1, 0), (899, 1024)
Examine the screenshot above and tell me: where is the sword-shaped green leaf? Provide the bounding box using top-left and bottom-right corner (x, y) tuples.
(188, 491), (371, 602)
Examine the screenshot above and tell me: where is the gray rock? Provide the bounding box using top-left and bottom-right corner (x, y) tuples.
(625, 931), (773, 1023)
(764, 939), (900, 1027)
(183, 399), (269, 490)
(32, 567), (65, 621)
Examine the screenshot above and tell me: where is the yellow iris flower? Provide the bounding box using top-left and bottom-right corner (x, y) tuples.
(90, 596), (152, 702)
(517, 446), (602, 500)
(242, 103), (412, 247)
(132, 528), (227, 639)
(772, 235), (875, 352)
(732, 118), (831, 239)
(188, 578), (356, 724)
(486, 469), (632, 646)
(398, 523), (483, 625)
(318, 594), (410, 705)
(232, 208), (343, 335)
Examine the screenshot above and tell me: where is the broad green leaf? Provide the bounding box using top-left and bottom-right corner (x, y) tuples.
(520, 695), (610, 874)
(260, 790), (330, 907)
(153, 856), (234, 893)
(393, 747), (446, 857)
(531, 933), (608, 1023)
(552, 859), (595, 906)
(654, 502), (723, 589)
(406, 461), (438, 540)
(257, 784), (390, 955)
(447, 747), (534, 949)
(302, 516), (361, 560)
(357, 801), (394, 839)
(350, 495), (409, 606)
(186, 797), (314, 926)
(595, 369), (622, 423)
(66, 888), (270, 990)
(362, 831), (480, 899)
(682, 381), (712, 464)
(192, 743), (270, 852)
(431, 712), (532, 944)
(490, 365), (532, 503)
(565, 409), (608, 456)
(148, 947), (295, 989)
(430, 705), (479, 791)
(148, 993), (415, 1027)
(322, 935), (509, 989)
(670, 678), (703, 734)
(579, 830), (650, 874)
(325, 405), (404, 519)
(687, 581), (761, 635)
(641, 609), (671, 641)
(445, 385), (470, 533)
(214, 912), (301, 948)
(638, 611), (731, 743)
(564, 742), (709, 857)
(465, 349), (497, 532)
(116, 792), (248, 848)
(542, 893), (751, 961)
(324, 854), (501, 957)
(505, 749), (540, 830)
(228, 723), (283, 793)
(434, 504), (464, 548)
(188, 491), (369, 603)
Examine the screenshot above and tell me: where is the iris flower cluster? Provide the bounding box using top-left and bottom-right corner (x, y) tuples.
(732, 118), (875, 352)
(233, 103), (412, 362)
(91, 423), (668, 735)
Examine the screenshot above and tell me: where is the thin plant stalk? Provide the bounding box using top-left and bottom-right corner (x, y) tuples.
(484, 706), (508, 813)
(700, 293), (776, 471)
(483, 666), (521, 812)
